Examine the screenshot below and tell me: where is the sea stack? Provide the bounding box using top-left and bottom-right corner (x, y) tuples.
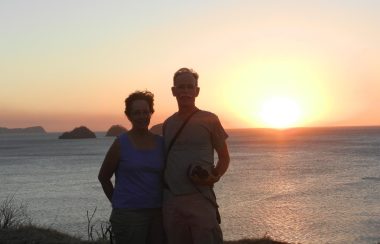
(150, 123), (163, 135)
(105, 125), (127, 137)
(58, 126), (96, 139)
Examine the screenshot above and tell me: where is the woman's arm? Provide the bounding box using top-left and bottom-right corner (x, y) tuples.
(98, 139), (120, 203)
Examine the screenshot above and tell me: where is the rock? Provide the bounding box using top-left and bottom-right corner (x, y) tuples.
(150, 123), (163, 135)
(58, 126), (96, 139)
(0, 126), (46, 134)
(105, 125), (127, 137)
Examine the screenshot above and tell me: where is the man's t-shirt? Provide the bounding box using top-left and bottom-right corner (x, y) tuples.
(163, 110), (228, 196)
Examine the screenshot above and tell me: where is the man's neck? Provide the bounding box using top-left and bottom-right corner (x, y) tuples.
(177, 105), (198, 118)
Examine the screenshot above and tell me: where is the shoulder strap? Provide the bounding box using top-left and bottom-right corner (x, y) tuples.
(162, 109), (199, 191)
(165, 109), (199, 156)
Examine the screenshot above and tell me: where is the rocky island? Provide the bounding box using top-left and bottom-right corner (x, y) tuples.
(105, 125), (127, 137)
(150, 123), (163, 135)
(58, 126), (96, 139)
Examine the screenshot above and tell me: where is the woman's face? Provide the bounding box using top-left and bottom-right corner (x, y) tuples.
(129, 99), (151, 130)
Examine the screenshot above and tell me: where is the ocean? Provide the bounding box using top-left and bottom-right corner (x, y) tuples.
(0, 127), (379, 243)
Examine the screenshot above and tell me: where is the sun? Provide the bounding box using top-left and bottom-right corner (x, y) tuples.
(220, 58), (332, 129)
(259, 96), (301, 129)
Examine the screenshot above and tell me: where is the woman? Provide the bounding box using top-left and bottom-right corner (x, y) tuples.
(98, 90), (165, 244)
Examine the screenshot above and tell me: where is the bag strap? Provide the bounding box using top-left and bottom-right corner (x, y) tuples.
(163, 109), (199, 189)
(165, 108), (199, 158)
(163, 108), (221, 224)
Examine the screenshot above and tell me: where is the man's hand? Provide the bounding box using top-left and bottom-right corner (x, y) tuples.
(189, 165), (221, 186)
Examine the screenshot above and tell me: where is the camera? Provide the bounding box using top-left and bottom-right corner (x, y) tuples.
(189, 165), (210, 180)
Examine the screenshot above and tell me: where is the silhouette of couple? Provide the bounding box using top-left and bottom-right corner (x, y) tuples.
(98, 67), (230, 244)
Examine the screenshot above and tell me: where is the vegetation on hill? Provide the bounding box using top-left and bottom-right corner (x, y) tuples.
(0, 195), (289, 244)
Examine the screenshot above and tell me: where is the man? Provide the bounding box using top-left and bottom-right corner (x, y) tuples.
(163, 67), (230, 244)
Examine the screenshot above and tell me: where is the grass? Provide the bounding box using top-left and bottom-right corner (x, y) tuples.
(225, 237), (290, 244)
(0, 195), (290, 244)
(0, 225), (108, 244)
(0, 225), (289, 244)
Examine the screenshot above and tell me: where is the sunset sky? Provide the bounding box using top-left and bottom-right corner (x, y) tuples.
(1, 1), (379, 132)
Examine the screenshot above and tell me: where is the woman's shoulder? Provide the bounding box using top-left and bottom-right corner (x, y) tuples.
(153, 133), (164, 141)
(118, 131), (128, 137)
(117, 132), (129, 141)
(117, 132), (135, 149)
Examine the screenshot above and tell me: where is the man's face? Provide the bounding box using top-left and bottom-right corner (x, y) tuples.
(172, 73), (200, 108)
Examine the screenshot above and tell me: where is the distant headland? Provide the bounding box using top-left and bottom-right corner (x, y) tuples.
(0, 123), (165, 137)
(0, 126), (46, 134)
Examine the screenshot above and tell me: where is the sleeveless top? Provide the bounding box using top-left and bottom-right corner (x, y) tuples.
(112, 133), (165, 209)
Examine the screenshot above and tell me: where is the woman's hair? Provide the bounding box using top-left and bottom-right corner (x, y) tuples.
(124, 90), (154, 118)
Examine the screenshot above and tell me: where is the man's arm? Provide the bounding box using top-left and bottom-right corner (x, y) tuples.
(214, 141), (230, 177)
(190, 140), (230, 186)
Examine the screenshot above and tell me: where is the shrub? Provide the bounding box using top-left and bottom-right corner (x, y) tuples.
(86, 207), (112, 242)
(0, 194), (31, 229)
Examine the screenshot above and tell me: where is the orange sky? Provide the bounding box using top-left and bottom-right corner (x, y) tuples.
(1, 1), (379, 132)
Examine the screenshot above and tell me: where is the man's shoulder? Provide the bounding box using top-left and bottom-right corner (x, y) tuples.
(162, 113), (178, 135)
(163, 110), (220, 126)
(197, 109), (218, 118)
(163, 112), (178, 124)
(195, 110), (221, 123)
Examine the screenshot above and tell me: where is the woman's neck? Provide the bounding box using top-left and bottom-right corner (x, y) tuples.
(129, 128), (150, 136)
(128, 127), (155, 150)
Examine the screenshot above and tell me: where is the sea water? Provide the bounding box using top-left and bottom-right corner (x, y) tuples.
(0, 127), (379, 243)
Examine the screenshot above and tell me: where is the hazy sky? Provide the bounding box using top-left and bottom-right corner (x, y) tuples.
(1, 0), (379, 131)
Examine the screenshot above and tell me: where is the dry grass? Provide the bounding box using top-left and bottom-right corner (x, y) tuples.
(0, 194), (31, 229)
(0, 196), (111, 243)
(0, 225), (109, 244)
(225, 237), (289, 244)
(0, 195), (290, 244)
(0, 225), (289, 244)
